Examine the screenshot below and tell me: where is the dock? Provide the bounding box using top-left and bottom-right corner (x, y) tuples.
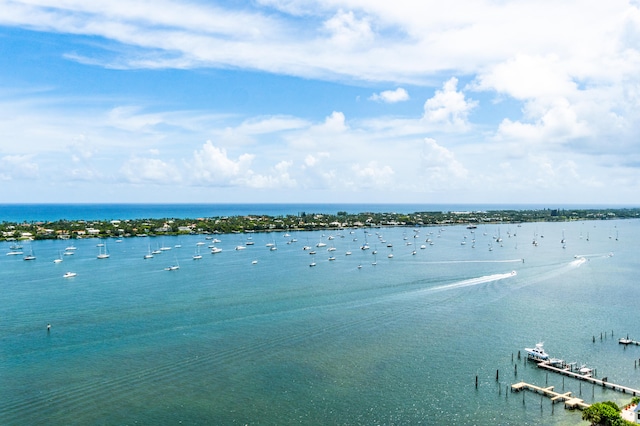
(536, 361), (640, 396)
(511, 381), (590, 410)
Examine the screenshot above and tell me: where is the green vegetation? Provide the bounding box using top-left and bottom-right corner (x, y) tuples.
(582, 401), (633, 425)
(0, 207), (638, 242)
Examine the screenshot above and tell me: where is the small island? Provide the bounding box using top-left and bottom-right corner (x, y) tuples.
(1, 207), (638, 241)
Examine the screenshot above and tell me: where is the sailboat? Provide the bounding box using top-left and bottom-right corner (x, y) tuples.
(53, 251), (63, 263)
(144, 244), (154, 259)
(23, 246), (36, 261)
(193, 245), (202, 260)
(165, 257), (180, 271)
(97, 241), (110, 259)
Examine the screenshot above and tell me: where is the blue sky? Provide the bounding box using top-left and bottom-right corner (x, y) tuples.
(1, 1), (640, 205)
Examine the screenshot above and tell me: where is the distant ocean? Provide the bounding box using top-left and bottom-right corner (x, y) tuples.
(0, 203), (626, 223)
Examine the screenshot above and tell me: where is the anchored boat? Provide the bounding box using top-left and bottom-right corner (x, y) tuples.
(525, 342), (549, 361)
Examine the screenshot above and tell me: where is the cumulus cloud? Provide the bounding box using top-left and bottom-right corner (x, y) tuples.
(420, 138), (468, 185)
(323, 10), (374, 48)
(496, 97), (589, 143)
(304, 152), (330, 168)
(189, 141), (255, 186)
(242, 160), (297, 189)
(317, 111), (348, 133)
(423, 78), (477, 130)
(473, 54), (577, 100)
(351, 161), (394, 187)
(369, 88), (409, 103)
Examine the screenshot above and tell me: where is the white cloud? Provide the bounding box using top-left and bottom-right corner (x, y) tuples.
(242, 160), (297, 189)
(323, 10), (374, 48)
(120, 157), (182, 184)
(189, 141), (255, 186)
(317, 111), (348, 133)
(0, 155), (39, 180)
(236, 116), (310, 135)
(351, 161), (394, 187)
(304, 152), (330, 168)
(496, 97), (589, 143)
(474, 54), (577, 100)
(369, 88), (409, 103)
(420, 138), (468, 185)
(423, 78), (477, 130)
(0, 0), (636, 88)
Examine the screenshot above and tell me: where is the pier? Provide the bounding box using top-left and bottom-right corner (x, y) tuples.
(511, 381), (590, 410)
(536, 361), (640, 396)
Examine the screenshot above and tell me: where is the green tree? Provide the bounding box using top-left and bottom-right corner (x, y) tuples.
(582, 401), (630, 426)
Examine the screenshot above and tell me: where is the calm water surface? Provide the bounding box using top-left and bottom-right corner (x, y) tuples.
(1, 219), (638, 425)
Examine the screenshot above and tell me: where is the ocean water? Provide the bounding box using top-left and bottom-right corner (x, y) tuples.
(1, 216), (638, 425)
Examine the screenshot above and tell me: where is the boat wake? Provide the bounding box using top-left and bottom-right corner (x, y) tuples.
(572, 252), (613, 259)
(429, 270), (517, 293)
(569, 256), (587, 267)
(425, 259), (523, 265)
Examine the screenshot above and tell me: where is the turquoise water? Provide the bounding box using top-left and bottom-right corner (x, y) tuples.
(1, 219), (638, 424)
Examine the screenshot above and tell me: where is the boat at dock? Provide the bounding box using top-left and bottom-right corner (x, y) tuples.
(525, 342), (549, 361)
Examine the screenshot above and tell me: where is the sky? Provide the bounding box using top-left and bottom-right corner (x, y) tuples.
(1, 1), (640, 205)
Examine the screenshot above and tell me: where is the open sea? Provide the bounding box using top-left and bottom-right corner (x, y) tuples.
(1, 204), (639, 425)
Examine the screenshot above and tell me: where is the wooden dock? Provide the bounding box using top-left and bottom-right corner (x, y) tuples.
(537, 361), (640, 396)
(511, 381), (590, 410)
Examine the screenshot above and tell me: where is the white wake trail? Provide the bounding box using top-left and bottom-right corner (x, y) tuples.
(429, 270), (518, 292)
(425, 259), (524, 265)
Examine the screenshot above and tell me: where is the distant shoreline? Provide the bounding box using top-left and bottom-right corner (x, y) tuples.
(0, 203), (637, 223)
(1, 207), (638, 241)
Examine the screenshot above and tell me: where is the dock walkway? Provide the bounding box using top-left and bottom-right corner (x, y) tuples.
(511, 381), (590, 410)
(537, 362), (640, 396)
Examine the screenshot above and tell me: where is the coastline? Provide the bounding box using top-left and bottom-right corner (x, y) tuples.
(1, 207), (638, 241)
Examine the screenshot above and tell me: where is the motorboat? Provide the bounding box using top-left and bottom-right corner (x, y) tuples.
(525, 342), (549, 361)
(549, 358), (564, 367)
(63, 272), (77, 278)
(578, 365), (593, 376)
(619, 337), (633, 345)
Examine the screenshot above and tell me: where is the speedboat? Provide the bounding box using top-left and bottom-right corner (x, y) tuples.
(578, 365), (593, 376)
(549, 358), (564, 367)
(63, 272), (77, 278)
(524, 342), (549, 361)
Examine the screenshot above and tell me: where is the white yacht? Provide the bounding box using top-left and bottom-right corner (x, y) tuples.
(524, 342), (549, 361)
